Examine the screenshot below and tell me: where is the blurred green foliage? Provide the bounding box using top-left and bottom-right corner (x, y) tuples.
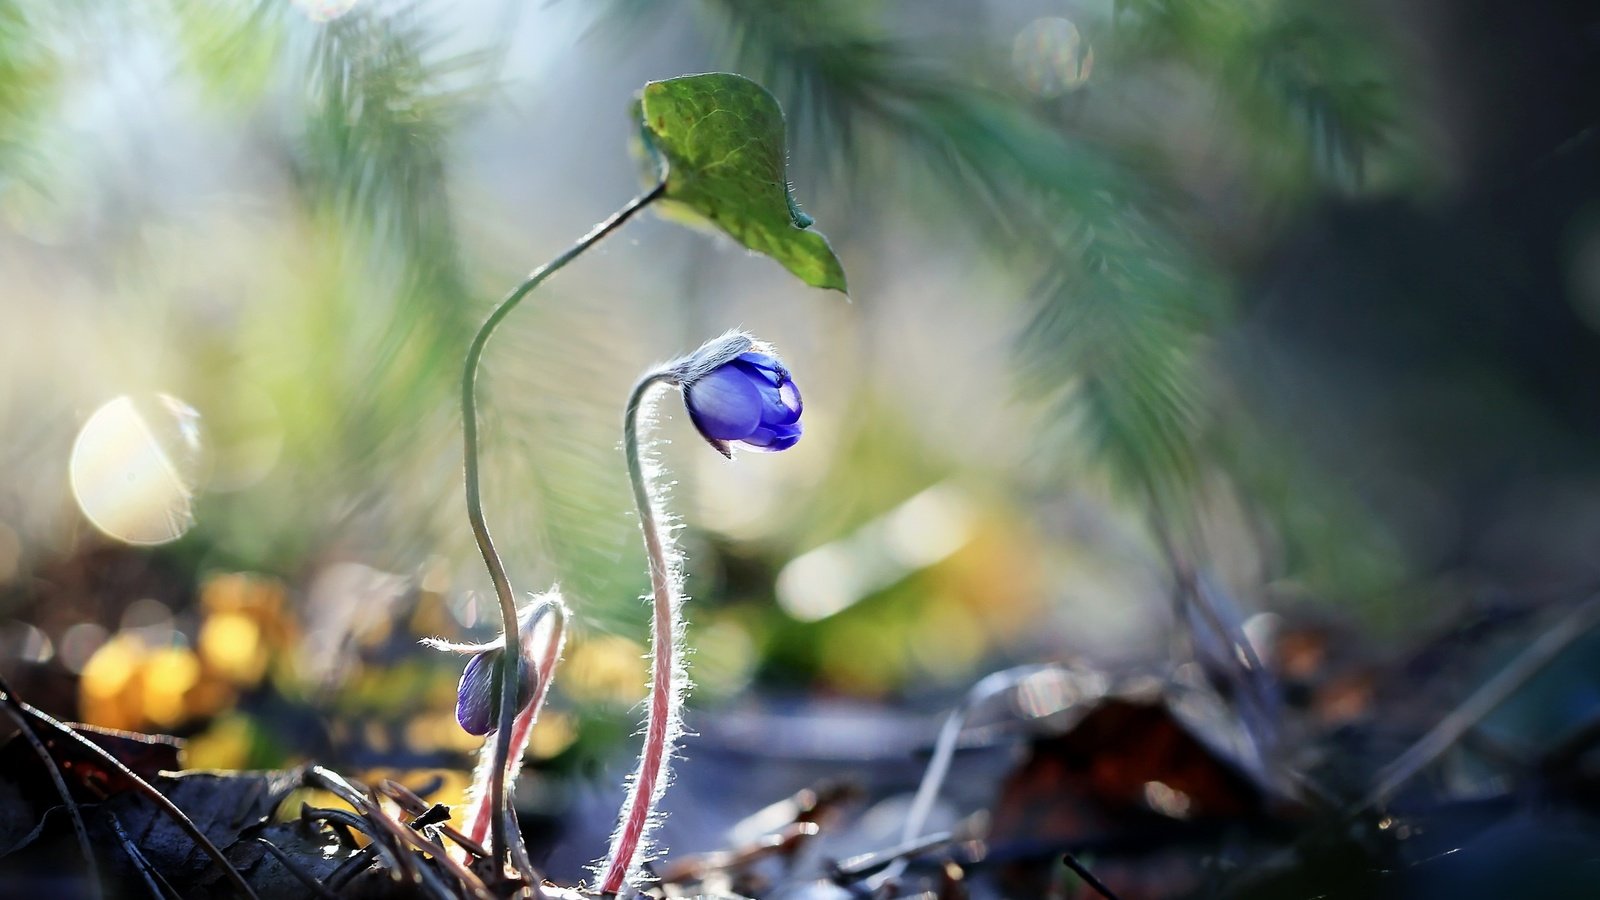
(0, 0), (1432, 749)
(0, 1), (59, 188)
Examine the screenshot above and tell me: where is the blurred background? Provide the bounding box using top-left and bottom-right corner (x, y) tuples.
(3, 0), (1600, 891)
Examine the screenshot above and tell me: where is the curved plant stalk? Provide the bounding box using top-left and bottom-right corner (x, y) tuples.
(872, 665), (1053, 890)
(588, 330), (781, 893)
(460, 180), (664, 878)
(599, 369), (685, 894)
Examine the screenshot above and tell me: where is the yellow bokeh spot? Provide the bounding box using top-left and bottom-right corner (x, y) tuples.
(200, 611), (265, 683)
(526, 711), (577, 760)
(563, 635), (648, 705)
(422, 768), (472, 812)
(141, 647), (201, 727)
(183, 713), (255, 770)
(80, 633), (142, 700)
(203, 572), (282, 614)
(404, 711), (483, 754)
(80, 635), (217, 731)
(200, 572), (296, 658)
(78, 633), (146, 731)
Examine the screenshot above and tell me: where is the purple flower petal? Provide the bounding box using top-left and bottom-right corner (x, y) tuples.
(684, 346), (803, 453)
(455, 648), (535, 736)
(774, 380), (802, 423)
(742, 420), (802, 452)
(752, 381), (801, 427)
(733, 352), (787, 386)
(456, 650), (500, 736)
(686, 364), (764, 441)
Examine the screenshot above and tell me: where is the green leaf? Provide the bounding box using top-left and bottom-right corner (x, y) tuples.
(636, 72), (847, 293)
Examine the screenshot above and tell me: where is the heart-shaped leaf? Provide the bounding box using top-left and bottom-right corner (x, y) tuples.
(636, 73), (847, 293)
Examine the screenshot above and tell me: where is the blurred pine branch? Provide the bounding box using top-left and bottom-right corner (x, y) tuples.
(0, 0), (60, 190)
(0, 0), (1411, 614)
(608, 0), (1402, 512)
(296, 3), (489, 455)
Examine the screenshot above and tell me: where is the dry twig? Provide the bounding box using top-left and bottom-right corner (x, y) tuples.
(0, 678), (258, 900)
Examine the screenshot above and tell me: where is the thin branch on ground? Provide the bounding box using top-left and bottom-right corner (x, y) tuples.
(1366, 591), (1600, 807)
(1062, 852), (1122, 900)
(0, 674), (99, 899)
(832, 831), (955, 883)
(0, 677), (257, 900)
(250, 837), (342, 900)
(110, 814), (171, 900)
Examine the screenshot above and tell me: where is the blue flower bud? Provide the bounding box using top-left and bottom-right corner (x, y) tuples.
(424, 591), (565, 737)
(683, 350), (803, 457)
(454, 647), (535, 736)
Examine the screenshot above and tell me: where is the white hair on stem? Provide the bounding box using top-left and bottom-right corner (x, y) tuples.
(595, 375), (693, 894)
(435, 590), (569, 863)
(597, 331), (772, 893)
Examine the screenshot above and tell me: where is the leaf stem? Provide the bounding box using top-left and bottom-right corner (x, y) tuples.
(461, 181), (664, 879)
(600, 369), (683, 894)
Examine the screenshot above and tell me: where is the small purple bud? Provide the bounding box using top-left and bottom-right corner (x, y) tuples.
(455, 647), (536, 736)
(684, 351), (803, 457)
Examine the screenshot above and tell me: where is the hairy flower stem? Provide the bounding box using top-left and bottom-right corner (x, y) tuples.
(461, 181), (664, 878)
(600, 371), (683, 895)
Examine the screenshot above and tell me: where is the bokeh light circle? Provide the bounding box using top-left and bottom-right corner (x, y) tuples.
(1012, 17), (1094, 98)
(69, 394), (204, 545)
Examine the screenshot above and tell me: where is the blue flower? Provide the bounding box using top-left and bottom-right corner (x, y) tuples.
(684, 351), (803, 456)
(454, 647), (534, 736)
